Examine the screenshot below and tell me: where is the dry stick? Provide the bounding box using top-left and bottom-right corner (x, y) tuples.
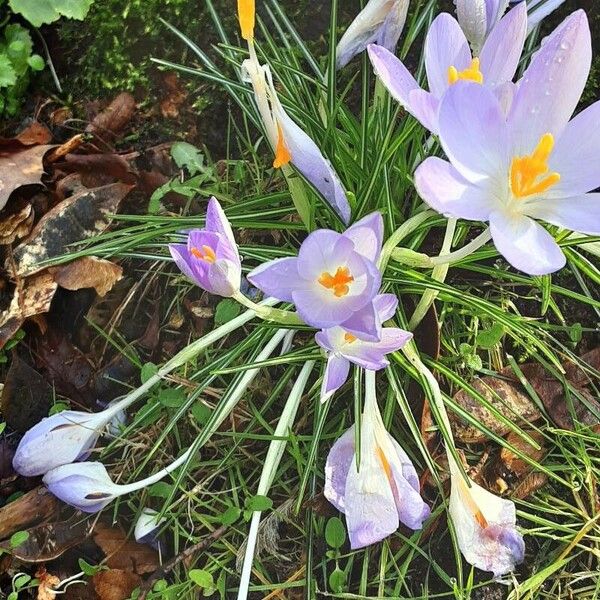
(138, 525), (228, 600)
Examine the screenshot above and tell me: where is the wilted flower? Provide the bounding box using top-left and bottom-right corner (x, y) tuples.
(449, 465), (525, 576)
(315, 294), (412, 402)
(336, 0), (409, 69)
(324, 371), (429, 548)
(248, 212), (383, 336)
(134, 508), (166, 549)
(169, 197), (242, 297)
(415, 11), (600, 275)
(368, 2), (526, 133)
(13, 408), (121, 477)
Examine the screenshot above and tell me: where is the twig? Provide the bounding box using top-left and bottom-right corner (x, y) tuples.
(138, 525), (228, 600)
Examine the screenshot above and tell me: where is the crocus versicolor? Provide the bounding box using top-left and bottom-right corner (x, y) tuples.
(336, 0), (409, 69)
(316, 294), (412, 402)
(368, 2), (527, 134)
(415, 11), (600, 275)
(169, 197), (242, 297)
(449, 463), (525, 576)
(324, 371), (430, 549)
(248, 212), (383, 338)
(134, 508), (166, 548)
(238, 1), (351, 224)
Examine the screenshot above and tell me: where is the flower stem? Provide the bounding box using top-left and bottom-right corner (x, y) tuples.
(430, 228), (491, 265)
(233, 292), (304, 326)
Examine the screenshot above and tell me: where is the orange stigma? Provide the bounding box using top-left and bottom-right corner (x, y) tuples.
(459, 477), (489, 529)
(376, 447), (393, 484)
(190, 245), (216, 263)
(237, 0), (255, 41)
(448, 58), (484, 85)
(344, 332), (357, 343)
(318, 267), (354, 298)
(510, 133), (561, 199)
(273, 122), (292, 169)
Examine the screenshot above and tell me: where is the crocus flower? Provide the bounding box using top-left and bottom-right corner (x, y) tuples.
(169, 197), (242, 297)
(238, 2), (351, 224)
(247, 212), (383, 337)
(449, 464), (525, 576)
(336, 0), (409, 69)
(415, 11), (600, 276)
(134, 508), (166, 548)
(316, 294), (412, 402)
(12, 407), (124, 477)
(368, 2), (527, 133)
(324, 371), (429, 549)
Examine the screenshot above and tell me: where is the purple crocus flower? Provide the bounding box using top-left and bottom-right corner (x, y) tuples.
(449, 465), (525, 576)
(316, 294), (412, 402)
(336, 0), (409, 69)
(415, 11), (600, 276)
(324, 371), (430, 549)
(248, 212), (384, 337)
(168, 197), (241, 297)
(368, 2), (527, 133)
(134, 508), (166, 549)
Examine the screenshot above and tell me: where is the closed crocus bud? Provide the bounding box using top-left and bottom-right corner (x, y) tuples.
(12, 408), (119, 477)
(134, 508), (166, 549)
(43, 462), (122, 513)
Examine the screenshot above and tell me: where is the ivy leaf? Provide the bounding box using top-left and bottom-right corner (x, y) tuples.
(0, 55), (17, 88)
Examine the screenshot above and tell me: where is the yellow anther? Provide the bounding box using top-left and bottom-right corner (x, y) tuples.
(448, 58), (484, 85)
(273, 121), (291, 169)
(458, 476), (489, 529)
(237, 0), (255, 41)
(376, 446), (393, 484)
(344, 332), (357, 344)
(510, 133), (561, 199)
(191, 245), (217, 263)
(318, 267), (354, 298)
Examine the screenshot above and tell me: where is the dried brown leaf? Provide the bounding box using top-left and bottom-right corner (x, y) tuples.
(10, 182), (132, 277)
(0, 487), (59, 540)
(36, 568), (61, 600)
(93, 570), (141, 600)
(0, 122), (52, 148)
(0, 202), (34, 245)
(51, 257), (123, 297)
(86, 93), (136, 138)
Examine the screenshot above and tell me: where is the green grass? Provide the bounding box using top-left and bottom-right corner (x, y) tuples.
(50, 1), (600, 598)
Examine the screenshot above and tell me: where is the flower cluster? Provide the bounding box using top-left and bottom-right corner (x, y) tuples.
(11, 0), (599, 593)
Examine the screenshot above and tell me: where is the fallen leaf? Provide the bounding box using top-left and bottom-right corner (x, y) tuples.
(0, 122), (53, 148)
(0, 202), (34, 245)
(93, 523), (159, 575)
(36, 568), (61, 600)
(93, 570), (141, 600)
(64, 153), (137, 185)
(0, 144), (54, 211)
(0, 354), (53, 433)
(51, 257), (123, 297)
(86, 93), (136, 139)
(0, 487), (59, 540)
(10, 182), (132, 277)
(0, 272), (58, 349)
(160, 72), (187, 119)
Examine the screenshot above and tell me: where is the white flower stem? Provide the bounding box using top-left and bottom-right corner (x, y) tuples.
(236, 360), (315, 600)
(430, 228), (492, 265)
(233, 292), (304, 326)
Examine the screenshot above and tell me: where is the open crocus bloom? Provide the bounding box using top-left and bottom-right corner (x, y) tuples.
(449, 463), (525, 576)
(324, 371), (430, 549)
(315, 294), (412, 402)
(169, 197), (242, 297)
(12, 407), (123, 477)
(248, 212), (383, 336)
(368, 2), (526, 133)
(336, 0), (409, 69)
(415, 11), (600, 275)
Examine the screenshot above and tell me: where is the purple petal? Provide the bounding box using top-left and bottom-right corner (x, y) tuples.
(425, 13), (471, 98)
(277, 109), (351, 224)
(438, 82), (509, 183)
(528, 194), (600, 236)
(343, 211), (384, 262)
(414, 157), (496, 221)
(480, 3), (526, 87)
(320, 355), (351, 403)
(388, 456), (430, 530)
(378, 0), (409, 52)
(548, 101), (600, 197)
(204, 260), (241, 297)
(455, 0), (488, 51)
(297, 230), (351, 280)
(493, 81), (516, 117)
(485, 0), (509, 31)
(247, 257), (302, 302)
(406, 89), (440, 133)
(508, 10), (591, 155)
(373, 293), (398, 322)
(324, 426), (355, 512)
(205, 197), (239, 261)
(169, 243), (200, 282)
(339, 301), (381, 343)
(489, 210), (566, 275)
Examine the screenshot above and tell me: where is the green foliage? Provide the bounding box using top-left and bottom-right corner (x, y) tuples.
(9, 0), (93, 27)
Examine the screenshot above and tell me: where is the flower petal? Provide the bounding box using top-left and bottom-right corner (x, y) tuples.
(425, 13), (471, 98)
(527, 194), (600, 236)
(438, 82), (509, 183)
(406, 89), (440, 133)
(339, 301), (381, 343)
(324, 426), (356, 512)
(508, 10), (591, 155)
(205, 197), (239, 261)
(480, 3), (527, 87)
(547, 100), (600, 197)
(247, 257), (302, 302)
(169, 243), (199, 282)
(343, 211), (384, 262)
(455, 0), (488, 52)
(527, 0), (568, 33)
(489, 210), (566, 274)
(373, 293), (398, 321)
(319, 354), (351, 403)
(414, 157), (496, 221)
